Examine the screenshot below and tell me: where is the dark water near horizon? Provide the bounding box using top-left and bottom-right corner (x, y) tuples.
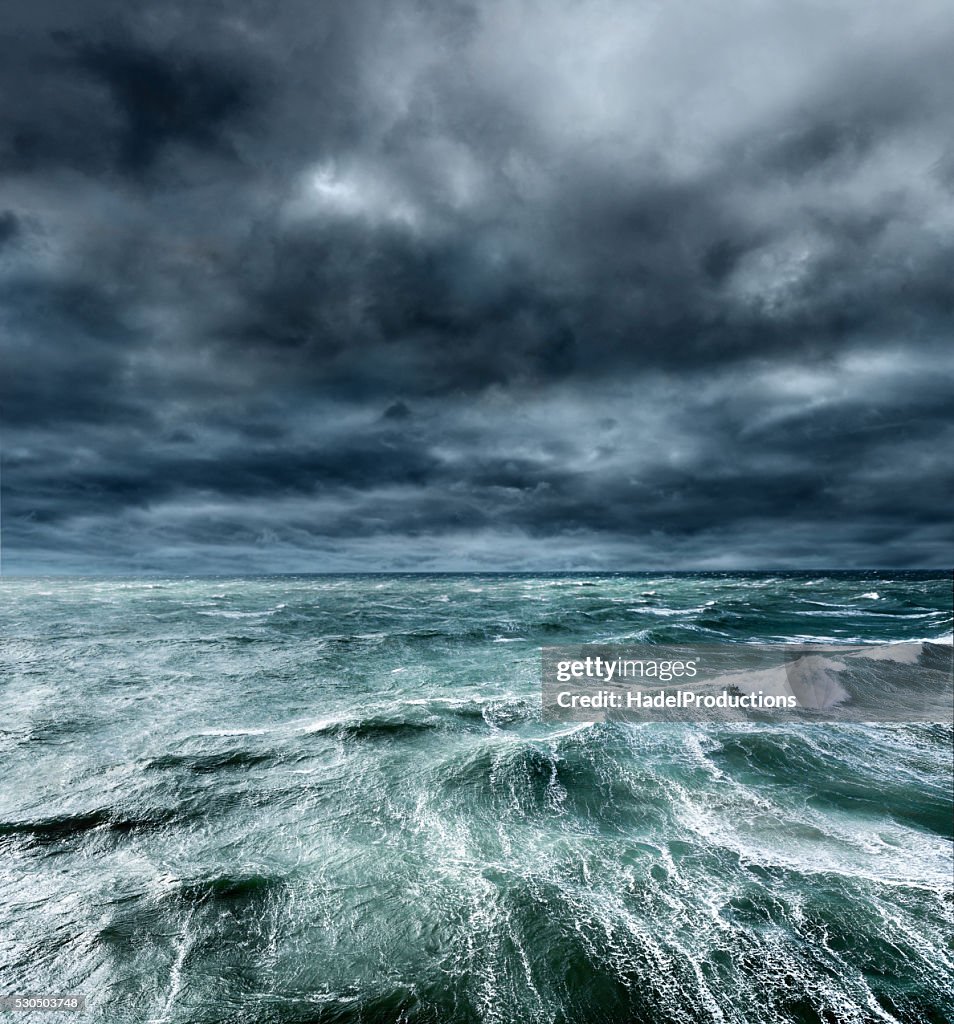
(1, 572), (952, 1023)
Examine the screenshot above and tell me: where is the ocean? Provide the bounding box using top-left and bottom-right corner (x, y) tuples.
(1, 572), (951, 1023)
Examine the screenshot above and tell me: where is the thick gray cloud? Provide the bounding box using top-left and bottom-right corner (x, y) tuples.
(2, 0), (952, 571)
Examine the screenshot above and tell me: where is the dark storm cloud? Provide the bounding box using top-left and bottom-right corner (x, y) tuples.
(2, 0), (953, 571)
(68, 38), (254, 175)
(0, 211), (20, 247)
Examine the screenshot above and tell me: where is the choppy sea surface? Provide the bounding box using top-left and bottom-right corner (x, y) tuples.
(1, 572), (951, 1024)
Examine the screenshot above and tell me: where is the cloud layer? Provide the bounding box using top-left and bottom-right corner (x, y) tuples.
(3, 0), (953, 571)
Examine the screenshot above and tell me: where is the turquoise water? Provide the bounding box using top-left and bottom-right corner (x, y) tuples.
(1, 572), (951, 1023)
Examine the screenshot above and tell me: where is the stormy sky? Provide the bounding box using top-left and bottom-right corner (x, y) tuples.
(2, 0), (952, 572)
